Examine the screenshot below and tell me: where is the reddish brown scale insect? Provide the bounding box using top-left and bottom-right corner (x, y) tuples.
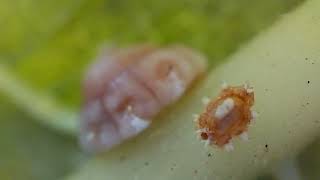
(80, 44), (207, 153)
(195, 84), (256, 151)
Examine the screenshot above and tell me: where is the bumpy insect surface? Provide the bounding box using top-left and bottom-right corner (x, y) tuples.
(80, 44), (207, 153)
(195, 84), (255, 150)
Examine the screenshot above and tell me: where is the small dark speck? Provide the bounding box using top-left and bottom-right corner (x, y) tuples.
(208, 153), (213, 157)
(307, 81), (311, 84)
(194, 170), (198, 174)
(265, 144), (269, 152)
(144, 162), (149, 166)
(305, 57), (309, 60)
(170, 167), (174, 171)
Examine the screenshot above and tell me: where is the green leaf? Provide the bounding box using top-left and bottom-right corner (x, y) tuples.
(0, 98), (87, 180)
(299, 141), (320, 179)
(0, 0), (88, 60)
(2, 0), (303, 107)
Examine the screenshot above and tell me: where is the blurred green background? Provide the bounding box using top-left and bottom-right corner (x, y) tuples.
(2, 0), (320, 179)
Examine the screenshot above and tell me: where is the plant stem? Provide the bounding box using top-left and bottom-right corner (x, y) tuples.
(0, 64), (78, 135)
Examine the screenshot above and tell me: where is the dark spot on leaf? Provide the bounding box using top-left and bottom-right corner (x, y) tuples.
(208, 153), (212, 157)
(307, 80), (310, 84)
(144, 162), (149, 166)
(173, 163), (177, 167)
(265, 144), (269, 152)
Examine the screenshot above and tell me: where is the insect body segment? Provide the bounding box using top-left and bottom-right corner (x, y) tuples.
(195, 84), (256, 150)
(80, 45), (207, 153)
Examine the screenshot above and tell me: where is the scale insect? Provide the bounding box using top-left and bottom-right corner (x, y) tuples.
(194, 83), (257, 151)
(80, 44), (207, 153)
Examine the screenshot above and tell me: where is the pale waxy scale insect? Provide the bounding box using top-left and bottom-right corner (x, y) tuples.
(195, 83), (256, 151)
(80, 44), (207, 153)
